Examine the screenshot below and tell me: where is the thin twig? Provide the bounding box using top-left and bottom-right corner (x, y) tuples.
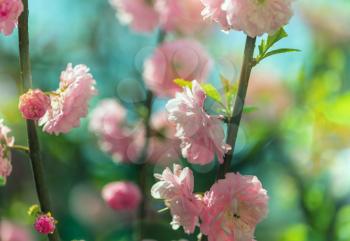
(217, 36), (257, 179)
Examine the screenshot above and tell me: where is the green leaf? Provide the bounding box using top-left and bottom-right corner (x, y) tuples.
(202, 83), (222, 104)
(243, 106), (258, 113)
(28, 204), (41, 216)
(174, 79), (223, 104)
(173, 78), (192, 88)
(0, 176), (5, 186)
(263, 48), (301, 59)
(266, 28), (288, 51)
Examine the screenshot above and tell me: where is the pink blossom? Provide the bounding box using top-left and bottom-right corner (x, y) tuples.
(200, 173), (268, 241)
(143, 39), (212, 97)
(109, 0), (159, 33)
(102, 181), (142, 211)
(201, 0), (293, 37)
(147, 112), (181, 164)
(18, 89), (51, 121)
(89, 99), (144, 163)
(166, 81), (229, 165)
(34, 214), (56, 235)
(89, 99), (126, 135)
(39, 64), (96, 135)
(200, 0), (230, 30)
(0, 0), (23, 36)
(155, 0), (207, 34)
(0, 119), (14, 185)
(151, 165), (202, 234)
(0, 220), (34, 241)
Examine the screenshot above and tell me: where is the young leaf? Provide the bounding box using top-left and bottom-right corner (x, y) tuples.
(202, 83), (222, 104)
(265, 28), (288, 51)
(173, 78), (192, 88)
(263, 48), (301, 59)
(28, 204), (41, 216)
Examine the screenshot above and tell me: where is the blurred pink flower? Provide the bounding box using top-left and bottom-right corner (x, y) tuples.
(246, 71), (291, 122)
(143, 39), (212, 97)
(201, 0), (230, 30)
(109, 0), (159, 33)
(39, 64), (96, 135)
(89, 99), (126, 135)
(166, 81), (229, 165)
(155, 0), (207, 34)
(151, 164), (202, 234)
(0, 119), (14, 185)
(147, 112), (181, 164)
(34, 214), (56, 235)
(0, 220), (34, 241)
(102, 181), (142, 211)
(201, 0), (293, 37)
(18, 89), (51, 121)
(89, 99), (144, 163)
(0, 0), (23, 36)
(200, 173), (268, 241)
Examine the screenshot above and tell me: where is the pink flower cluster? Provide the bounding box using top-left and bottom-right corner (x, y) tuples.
(102, 181), (142, 211)
(39, 64), (97, 135)
(90, 99), (181, 164)
(143, 39), (212, 97)
(151, 165), (202, 234)
(166, 81), (230, 165)
(151, 165), (269, 240)
(0, 119), (14, 185)
(34, 214), (56, 235)
(109, 0), (206, 34)
(0, 0), (23, 36)
(201, 0), (293, 37)
(16, 64), (96, 135)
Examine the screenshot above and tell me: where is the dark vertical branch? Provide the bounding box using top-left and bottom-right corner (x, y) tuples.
(18, 1), (60, 241)
(135, 29), (166, 241)
(217, 36), (256, 179)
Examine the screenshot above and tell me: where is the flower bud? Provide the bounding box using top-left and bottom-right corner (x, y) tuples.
(102, 181), (142, 211)
(34, 213), (56, 235)
(19, 89), (50, 121)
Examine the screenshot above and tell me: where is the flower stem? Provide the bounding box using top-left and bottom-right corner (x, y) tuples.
(217, 36), (257, 180)
(18, 1), (60, 241)
(11, 145), (30, 153)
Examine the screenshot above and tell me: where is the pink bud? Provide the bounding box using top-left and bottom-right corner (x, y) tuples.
(18, 89), (50, 121)
(102, 181), (142, 211)
(34, 214), (56, 235)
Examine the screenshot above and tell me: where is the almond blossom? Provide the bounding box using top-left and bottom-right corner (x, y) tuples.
(39, 64), (96, 135)
(144, 40), (212, 97)
(89, 99), (144, 163)
(147, 112), (181, 164)
(155, 0), (207, 34)
(200, 173), (268, 241)
(201, 0), (293, 37)
(109, 0), (159, 33)
(0, 0), (23, 35)
(166, 81), (229, 165)
(151, 165), (202, 234)
(0, 119), (14, 185)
